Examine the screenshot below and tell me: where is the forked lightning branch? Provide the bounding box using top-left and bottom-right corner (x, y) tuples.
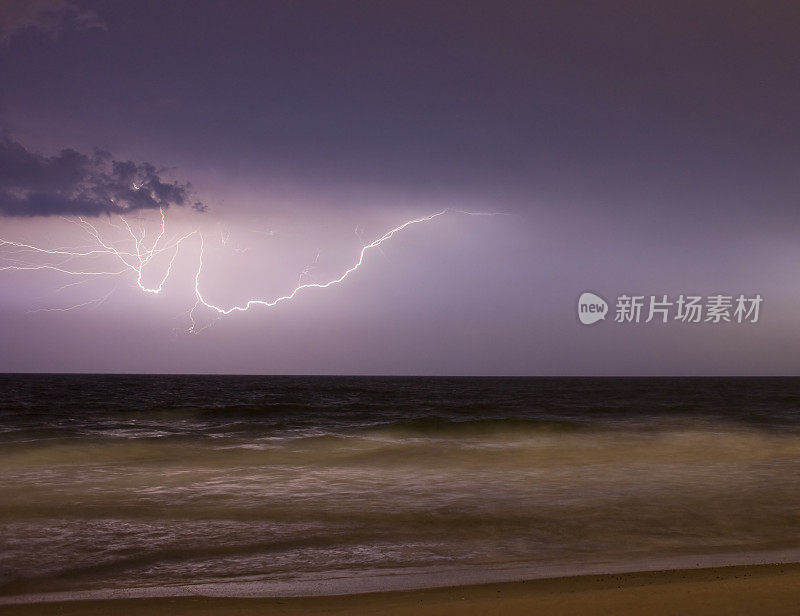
(0, 208), (490, 332)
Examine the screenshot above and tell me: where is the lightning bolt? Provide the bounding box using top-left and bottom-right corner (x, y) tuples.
(0, 208), (497, 331)
(29, 288), (116, 313)
(0, 210), (196, 292)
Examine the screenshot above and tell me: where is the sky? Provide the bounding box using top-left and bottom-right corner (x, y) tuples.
(1, 0), (799, 375)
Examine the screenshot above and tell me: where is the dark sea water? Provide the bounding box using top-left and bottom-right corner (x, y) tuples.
(1, 375), (800, 600)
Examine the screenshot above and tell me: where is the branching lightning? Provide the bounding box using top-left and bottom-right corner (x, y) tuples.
(0, 207), (495, 332)
(1, 210), (195, 289)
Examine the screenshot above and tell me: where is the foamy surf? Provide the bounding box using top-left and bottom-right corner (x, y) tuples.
(2, 375), (800, 598)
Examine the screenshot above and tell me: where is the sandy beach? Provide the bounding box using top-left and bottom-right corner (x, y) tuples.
(3, 563), (799, 616)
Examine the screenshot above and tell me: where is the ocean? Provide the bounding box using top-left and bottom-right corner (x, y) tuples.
(1, 375), (799, 601)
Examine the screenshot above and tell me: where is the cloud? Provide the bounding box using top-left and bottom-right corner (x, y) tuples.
(0, 135), (205, 217)
(0, 0), (105, 43)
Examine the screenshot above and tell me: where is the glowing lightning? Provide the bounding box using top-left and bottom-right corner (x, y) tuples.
(190, 210), (448, 321)
(0, 207), (496, 331)
(0, 209), (197, 293)
(73, 210), (198, 294)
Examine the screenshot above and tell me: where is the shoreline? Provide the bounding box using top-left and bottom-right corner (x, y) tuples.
(3, 547), (800, 604)
(2, 563), (800, 615)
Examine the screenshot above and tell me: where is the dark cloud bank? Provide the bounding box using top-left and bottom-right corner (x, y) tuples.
(0, 135), (204, 217)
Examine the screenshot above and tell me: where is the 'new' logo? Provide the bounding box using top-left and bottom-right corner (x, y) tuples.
(578, 292), (608, 325)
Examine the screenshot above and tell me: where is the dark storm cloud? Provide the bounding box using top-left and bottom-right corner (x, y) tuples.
(0, 135), (205, 217)
(0, 0), (104, 42)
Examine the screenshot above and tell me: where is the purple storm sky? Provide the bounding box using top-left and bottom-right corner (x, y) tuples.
(0, 1), (799, 375)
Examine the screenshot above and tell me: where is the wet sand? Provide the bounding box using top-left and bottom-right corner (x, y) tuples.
(3, 563), (799, 616)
